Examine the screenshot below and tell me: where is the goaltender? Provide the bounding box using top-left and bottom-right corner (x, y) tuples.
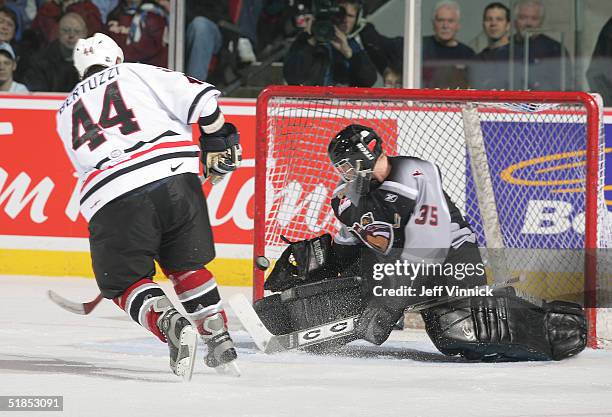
(255, 124), (587, 361)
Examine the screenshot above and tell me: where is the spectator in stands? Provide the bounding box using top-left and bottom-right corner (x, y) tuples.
(383, 62), (402, 88)
(1, 0), (35, 41)
(31, 0), (103, 46)
(24, 12), (85, 91)
(283, 0), (377, 87)
(106, 0), (168, 67)
(470, 2), (512, 90)
(0, 5), (30, 83)
(0, 42), (27, 92)
(236, 0), (261, 64)
(587, 17), (612, 106)
(184, 0), (257, 83)
(341, 0), (403, 80)
(183, 0), (228, 82)
(512, 0), (572, 90)
(422, 0), (474, 88)
(0, 6), (17, 45)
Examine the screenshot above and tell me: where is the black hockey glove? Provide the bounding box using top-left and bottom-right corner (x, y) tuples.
(199, 122), (242, 183)
(264, 234), (339, 292)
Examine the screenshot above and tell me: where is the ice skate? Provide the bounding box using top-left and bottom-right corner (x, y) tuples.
(202, 313), (240, 377)
(155, 297), (198, 381)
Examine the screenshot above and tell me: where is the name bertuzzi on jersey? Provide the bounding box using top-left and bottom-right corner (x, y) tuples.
(58, 66), (120, 115)
(55, 62), (219, 221)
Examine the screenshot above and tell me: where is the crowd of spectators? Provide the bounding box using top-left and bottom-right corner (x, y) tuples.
(422, 0), (578, 92)
(281, 0), (608, 95)
(0, 0), (265, 93)
(1, 0), (157, 93)
(0, 0), (610, 100)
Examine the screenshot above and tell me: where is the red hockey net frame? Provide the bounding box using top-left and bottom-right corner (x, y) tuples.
(254, 86), (604, 348)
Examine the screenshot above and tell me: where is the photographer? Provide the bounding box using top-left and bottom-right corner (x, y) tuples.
(283, 0), (377, 87)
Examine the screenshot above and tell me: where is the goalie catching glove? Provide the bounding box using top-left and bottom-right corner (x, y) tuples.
(264, 234), (339, 292)
(199, 122), (242, 182)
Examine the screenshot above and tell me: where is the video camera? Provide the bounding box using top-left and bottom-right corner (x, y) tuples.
(293, 0), (346, 43)
(311, 0), (346, 43)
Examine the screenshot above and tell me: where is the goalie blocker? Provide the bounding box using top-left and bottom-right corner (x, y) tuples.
(254, 234), (587, 361)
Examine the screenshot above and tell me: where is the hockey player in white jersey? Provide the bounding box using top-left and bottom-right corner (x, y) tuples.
(55, 33), (241, 379)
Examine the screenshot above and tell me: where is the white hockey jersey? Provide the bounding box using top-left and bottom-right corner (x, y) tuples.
(56, 63), (224, 221)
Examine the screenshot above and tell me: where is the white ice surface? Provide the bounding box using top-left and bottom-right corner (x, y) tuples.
(1, 275), (612, 417)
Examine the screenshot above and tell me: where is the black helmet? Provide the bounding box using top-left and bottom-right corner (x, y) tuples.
(328, 124), (383, 182)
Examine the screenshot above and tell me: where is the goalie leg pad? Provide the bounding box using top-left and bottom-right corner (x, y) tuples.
(255, 277), (364, 352)
(421, 287), (587, 361)
(282, 277), (363, 352)
(253, 294), (294, 335)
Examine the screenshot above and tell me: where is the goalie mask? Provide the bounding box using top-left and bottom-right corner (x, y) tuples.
(328, 124), (383, 182)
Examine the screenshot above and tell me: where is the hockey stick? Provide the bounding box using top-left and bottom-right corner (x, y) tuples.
(229, 276), (523, 354)
(47, 290), (104, 315)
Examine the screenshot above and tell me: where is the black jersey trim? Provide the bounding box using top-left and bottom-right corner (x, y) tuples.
(94, 130), (179, 169)
(81, 151), (199, 204)
(188, 86), (217, 122)
(198, 106), (221, 130)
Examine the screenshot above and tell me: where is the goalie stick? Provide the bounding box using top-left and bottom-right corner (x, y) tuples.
(229, 276), (522, 354)
(229, 292), (360, 353)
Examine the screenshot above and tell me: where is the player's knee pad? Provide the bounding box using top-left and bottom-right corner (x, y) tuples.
(255, 276), (364, 352)
(421, 287), (587, 361)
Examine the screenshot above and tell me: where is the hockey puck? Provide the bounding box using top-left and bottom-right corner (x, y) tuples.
(255, 256), (270, 271)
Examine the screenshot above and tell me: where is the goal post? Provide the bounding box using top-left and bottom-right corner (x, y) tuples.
(254, 86), (609, 348)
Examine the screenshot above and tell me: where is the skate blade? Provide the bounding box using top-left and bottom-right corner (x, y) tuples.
(214, 360), (241, 377)
(175, 327), (198, 381)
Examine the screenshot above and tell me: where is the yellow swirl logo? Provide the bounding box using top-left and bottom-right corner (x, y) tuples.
(500, 148), (612, 206)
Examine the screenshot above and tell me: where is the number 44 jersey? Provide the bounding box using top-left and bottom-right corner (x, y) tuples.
(56, 63), (223, 221)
